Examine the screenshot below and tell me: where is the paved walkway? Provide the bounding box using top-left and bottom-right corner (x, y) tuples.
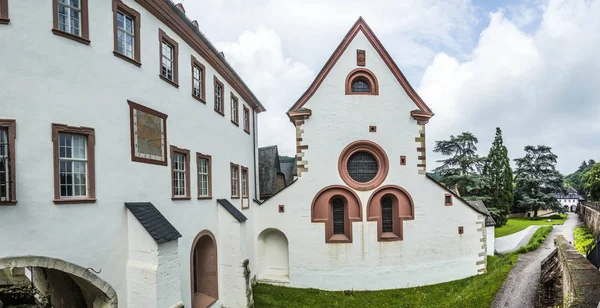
(495, 226), (541, 253)
(491, 213), (581, 308)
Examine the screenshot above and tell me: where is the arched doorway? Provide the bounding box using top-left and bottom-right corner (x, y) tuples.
(190, 230), (218, 308)
(0, 256), (117, 308)
(257, 228), (289, 282)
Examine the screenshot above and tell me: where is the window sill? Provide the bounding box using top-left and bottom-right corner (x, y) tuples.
(172, 196), (191, 201)
(214, 109), (225, 117)
(54, 198), (96, 204)
(159, 75), (179, 88)
(197, 196), (212, 200)
(0, 201), (17, 206)
(113, 51), (141, 67)
(327, 234), (351, 243)
(346, 92), (378, 96)
(192, 94), (206, 104)
(132, 156), (168, 166)
(244, 128), (250, 134)
(445, 203), (453, 206)
(231, 196), (240, 199)
(231, 120), (239, 127)
(52, 29), (90, 45)
(0, 18), (9, 25)
(380, 232), (401, 241)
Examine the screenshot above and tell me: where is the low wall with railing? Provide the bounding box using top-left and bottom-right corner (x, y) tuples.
(580, 202), (600, 235)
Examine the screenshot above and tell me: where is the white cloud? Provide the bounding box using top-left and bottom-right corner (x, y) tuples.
(419, 0), (600, 173)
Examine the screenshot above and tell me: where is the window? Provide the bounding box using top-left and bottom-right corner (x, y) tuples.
(241, 166), (248, 198)
(445, 193), (453, 206)
(345, 68), (379, 95)
(243, 106), (250, 134)
(381, 197), (393, 232)
(347, 151), (378, 183)
(332, 198), (345, 235)
(214, 77), (224, 116)
(52, 0), (90, 45)
(159, 29), (179, 87)
(0, 0), (9, 24)
(197, 153), (212, 199)
(191, 56), (206, 102)
(113, 0), (141, 66)
(230, 93), (239, 126)
(338, 140), (389, 191)
(171, 146), (190, 200)
(230, 163), (239, 198)
(0, 119), (16, 205)
(128, 101), (168, 166)
(52, 124), (95, 204)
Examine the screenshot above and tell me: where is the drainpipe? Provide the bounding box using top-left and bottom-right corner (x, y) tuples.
(253, 109), (259, 200)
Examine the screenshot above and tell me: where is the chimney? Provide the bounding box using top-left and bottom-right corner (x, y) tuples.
(175, 3), (185, 14)
(191, 20), (199, 28)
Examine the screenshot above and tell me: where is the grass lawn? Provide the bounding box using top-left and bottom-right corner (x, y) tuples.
(495, 215), (566, 238)
(573, 226), (594, 255)
(253, 226), (554, 308)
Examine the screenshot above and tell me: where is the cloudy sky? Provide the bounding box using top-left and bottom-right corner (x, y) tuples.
(182, 0), (600, 174)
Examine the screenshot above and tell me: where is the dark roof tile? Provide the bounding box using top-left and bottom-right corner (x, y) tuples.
(125, 202), (182, 244)
(217, 199), (247, 222)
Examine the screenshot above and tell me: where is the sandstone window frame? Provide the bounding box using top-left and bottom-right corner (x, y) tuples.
(445, 193), (453, 206)
(366, 185), (415, 242)
(159, 29), (179, 88)
(214, 76), (225, 116)
(243, 105), (250, 134)
(52, 0), (90, 45)
(196, 153), (212, 199)
(52, 123), (96, 204)
(128, 100), (169, 166)
(112, 0), (141, 66)
(230, 163), (239, 199)
(241, 165), (249, 203)
(0, 119), (16, 205)
(170, 145), (191, 200)
(345, 68), (379, 95)
(338, 140), (389, 191)
(311, 185), (362, 244)
(191, 56), (206, 103)
(230, 92), (239, 126)
(0, 0), (9, 24)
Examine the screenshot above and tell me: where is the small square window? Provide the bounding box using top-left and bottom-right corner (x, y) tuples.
(445, 194), (452, 206)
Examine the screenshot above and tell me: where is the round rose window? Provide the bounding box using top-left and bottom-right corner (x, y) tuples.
(346, 151), (378, 183)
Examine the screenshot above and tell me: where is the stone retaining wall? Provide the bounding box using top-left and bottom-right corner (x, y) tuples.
(581, 203), (600, 235)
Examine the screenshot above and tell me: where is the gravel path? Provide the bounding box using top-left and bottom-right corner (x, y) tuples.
(496, 226), (541, 253)
(491, 213), (581, 308)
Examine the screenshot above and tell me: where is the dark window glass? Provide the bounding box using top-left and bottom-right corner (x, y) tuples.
(445, 195), (452, 204)
(332, 198), (345, 235)
(382, 197), (393, 232)
(347, 151), (378, 183)
(351, 79), (370, 92)
(0, 128), (9, 201)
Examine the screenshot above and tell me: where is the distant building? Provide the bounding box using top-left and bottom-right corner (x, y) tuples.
(258, 145), (296, 200)
(557, 187), (583, 212)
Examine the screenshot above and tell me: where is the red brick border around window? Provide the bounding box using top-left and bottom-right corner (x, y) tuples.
(230, 92), (239, 126)
(230, 163), (240, 199)
(191, 56), (206, 103)
(338, 140), (389, 191)
(0, 0), (9, 24)
(243, 105), (250, 134)
(159, 29), (179, 88)
(128, 100), (169, 166)
(196, 152), (212, 199)
(366, 185), (415, 242)
(345, 68), (379, 95)
(170, 145), (191, 200)
(0, 119), (16, 205)
(214, 76), (225, 116)
(445, 193), (453, 206)
(311, 185), (362, 244)
(112, 0), (141, 66)
(52, 0), (90, 45)
(52, 123), (96, 204)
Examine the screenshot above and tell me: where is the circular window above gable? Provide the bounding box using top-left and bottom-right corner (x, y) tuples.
(338, 140), (389, 191)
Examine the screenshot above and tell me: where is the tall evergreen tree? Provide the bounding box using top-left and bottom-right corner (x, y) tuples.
(433, 132), (485, 197)
(482, 128), (513, 226)
(513, 145), (564, 216)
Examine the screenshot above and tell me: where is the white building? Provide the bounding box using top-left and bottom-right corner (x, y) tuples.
(557, 190), (582, 212)
(0, 1), (494, 306)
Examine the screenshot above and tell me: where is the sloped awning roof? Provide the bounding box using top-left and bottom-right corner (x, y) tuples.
(467, 200), (496, 227)
(217, 199), (247, 222)
(125, 202), (182, 244)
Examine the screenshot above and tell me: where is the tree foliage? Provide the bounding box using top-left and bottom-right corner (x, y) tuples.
(482, 128), (513, 226)
(584, 164), (600, 201)
(565, 159), (596, 194)
(513, 145), (564, 216)
(432, 132), (486, 197)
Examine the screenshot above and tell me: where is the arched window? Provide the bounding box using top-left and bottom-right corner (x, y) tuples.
(381, 197), (393, 232)
(332, 198), (345, 235)
(338, 140), (389, 191)
(345, 68), (379, 95)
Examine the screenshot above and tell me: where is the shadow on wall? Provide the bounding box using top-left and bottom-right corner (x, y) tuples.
(257, 229), (290, 283)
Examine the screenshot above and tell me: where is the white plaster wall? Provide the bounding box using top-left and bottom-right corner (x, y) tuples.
(257, 229), (289, 281)
(217, 205), (248, 308)
(486, 226), (495, 256)
(126, 212), (159, 308)
(256, 31), (484, 290)
(0, 1), (259, 307)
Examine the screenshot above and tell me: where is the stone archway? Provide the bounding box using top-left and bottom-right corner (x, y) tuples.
(0, 256), (118, 308)
(190, 230), (218, 308)
(257, 228), (289, 282)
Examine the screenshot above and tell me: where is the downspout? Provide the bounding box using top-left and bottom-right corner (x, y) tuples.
(253, 109), (259, 200)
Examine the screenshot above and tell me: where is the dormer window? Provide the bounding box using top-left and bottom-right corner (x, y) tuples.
(345, 68), (379, 95)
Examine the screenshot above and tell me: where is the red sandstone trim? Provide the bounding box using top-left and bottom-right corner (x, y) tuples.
(338, 140), (389, 191)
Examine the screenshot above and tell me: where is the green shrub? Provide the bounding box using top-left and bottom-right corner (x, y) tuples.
(573, 227), (595, 255)
(513, 226), (553, 254)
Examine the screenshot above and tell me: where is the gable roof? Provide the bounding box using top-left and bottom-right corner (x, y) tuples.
(217, 199), (247, 222)
(125, 202), (182, 244)
(467, 200), (496, 227)
(288, 17), (433, 121)
(425, 175), (487, 216)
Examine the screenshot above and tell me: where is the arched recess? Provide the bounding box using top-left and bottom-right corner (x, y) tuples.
(257, 228), (290, 282)
(311, 185), (362, 243)
(190, 230), (218, 308)
(0, 256), (118, 308)
(345, 68), (379, 95)
(367, 185), (415, 241)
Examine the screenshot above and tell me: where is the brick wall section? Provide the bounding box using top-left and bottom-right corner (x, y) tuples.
(415, 124), (426, 175)
(476, 214), (487, 274)
(580, 203), (600, 235)
(556, 235), (600, 307)
(295, 119), (309, 177)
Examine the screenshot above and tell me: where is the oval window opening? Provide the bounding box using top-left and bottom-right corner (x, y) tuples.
(346, 151), (378, 183)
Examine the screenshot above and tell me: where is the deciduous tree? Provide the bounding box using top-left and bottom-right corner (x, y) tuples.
(584, 164), (600, 201)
